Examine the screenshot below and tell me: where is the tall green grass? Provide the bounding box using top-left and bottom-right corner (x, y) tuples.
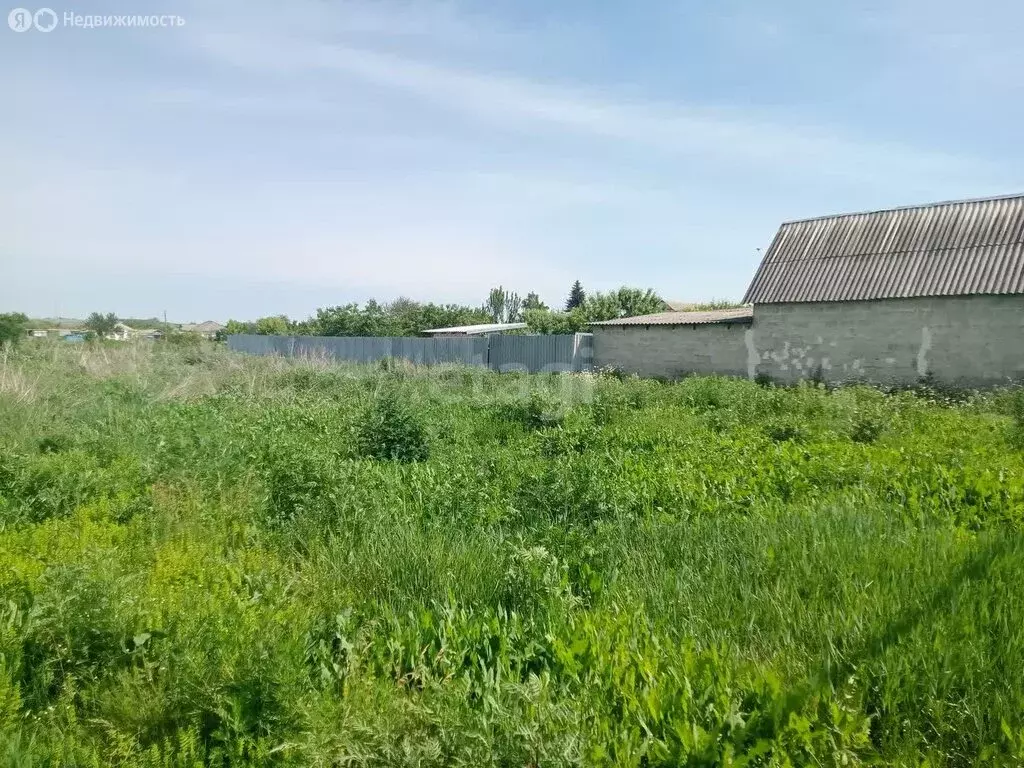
(1, 340), (1023, 765)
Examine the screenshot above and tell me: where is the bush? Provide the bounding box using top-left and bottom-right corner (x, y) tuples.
(496, 390), (568, 430)
(37, 434), (75, 455)
(355, 389), (429, 462)
(1010, 389), (1024, 448)
(0, 313), (29, 346)
(764, 420), (805, 443)
(263, 449), (337, 524)
(850, 414), (885, 444)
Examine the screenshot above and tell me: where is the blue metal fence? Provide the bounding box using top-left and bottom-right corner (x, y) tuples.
(487, 333), (592, 373)
(227, 333), (592, 373)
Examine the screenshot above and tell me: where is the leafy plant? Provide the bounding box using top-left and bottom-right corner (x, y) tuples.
(84, 311), (118, 337)
(355, 388), (429, 462)
(1009, 388), (1024, 449)
(0, 313), (29, 346)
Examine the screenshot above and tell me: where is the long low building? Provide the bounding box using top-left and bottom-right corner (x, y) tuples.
(592, 193), (1024, 387)
(591, 307), (753, 379)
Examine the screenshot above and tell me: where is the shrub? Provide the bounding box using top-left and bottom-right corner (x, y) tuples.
(764, 420), (805, 443)
(355, 389), (429, 462)
(37, 434), (75, 455)
(163, 332), (201, 347)
(496, 390), (568, 430)
(0, 313), (29, 346)
(1010, 389), (1024, 448)
(850, 414), (885, 444)
(539, 409), (597, 457)
(263, 449), (336, 524)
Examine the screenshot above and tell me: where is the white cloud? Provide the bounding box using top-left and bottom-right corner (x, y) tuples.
(189, 25), (1003, 191)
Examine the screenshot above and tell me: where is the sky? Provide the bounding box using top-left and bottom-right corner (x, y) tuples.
(3, 0), (1023, 322)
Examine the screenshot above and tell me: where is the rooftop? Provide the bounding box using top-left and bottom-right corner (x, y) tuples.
(422, 322), (528, 335)
(744, 192), (1024, 304)
(589, 306), (753, 327)
(181, 321), (225, 333)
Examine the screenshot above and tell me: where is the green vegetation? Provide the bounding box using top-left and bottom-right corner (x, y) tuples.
(0, 312), (29, 346)
(84, 311), (119, 337)
(566, 279), (586, 310)
(526, 287), (666, 333)
(226, 283), (680, 338)
(230, 298), (493, 339)
(1, 341), (1023, 765)
(483, 286), (523, 324)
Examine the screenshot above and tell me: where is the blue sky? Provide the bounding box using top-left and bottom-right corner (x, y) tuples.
(3, 0), (1022, 322)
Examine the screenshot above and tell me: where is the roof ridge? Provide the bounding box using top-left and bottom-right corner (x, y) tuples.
(765, 238), (1024, 266)
(780, 192), (1024, 226)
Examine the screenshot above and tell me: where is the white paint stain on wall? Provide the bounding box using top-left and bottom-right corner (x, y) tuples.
(745, 329), (759, 380)
(916, 326), (932, 377)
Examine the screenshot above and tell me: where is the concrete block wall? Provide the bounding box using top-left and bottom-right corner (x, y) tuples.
(750, 295), (1024, 387)
(592, 323), (751, 379)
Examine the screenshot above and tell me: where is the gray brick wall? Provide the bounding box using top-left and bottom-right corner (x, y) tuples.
(593, 323), (751, 379)
(751, 295), (1024, 386)
(592, 296), (1024, 386)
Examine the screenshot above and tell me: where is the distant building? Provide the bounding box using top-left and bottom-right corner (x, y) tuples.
(26, 327), (87, 339)
(422, 322), (528, 337)
(109, 322), (133, 341)
(180, 320), (225, 339)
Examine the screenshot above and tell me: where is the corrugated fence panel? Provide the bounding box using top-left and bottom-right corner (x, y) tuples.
(228, 333), (585, 370)
(228, 334), (491, 367)
(488, 333), (593, 373)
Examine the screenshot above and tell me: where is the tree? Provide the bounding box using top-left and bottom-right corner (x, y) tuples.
(611, 287), (664, 318)
(255, 315), (292, 336)
(84, 312), (118, 337)
(312, 300), (490, 337)
(224, 319), (257, 336)
(524, 307), (587, 335)
(484, 286), (523, 324)
(523, 292), (547, 312)
(565, 280), (585, 311)
(583, 287), (664, 322)
(525, 286), (665, 334)
(0, 312), (29, 346)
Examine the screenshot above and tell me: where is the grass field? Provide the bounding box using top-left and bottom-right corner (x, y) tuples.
(1, 341), (1023, 766)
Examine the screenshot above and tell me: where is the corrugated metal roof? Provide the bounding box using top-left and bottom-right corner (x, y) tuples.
(743, 193), (1024, 304)
(590, 306), (753, 327)
(422, 322), (528, 335)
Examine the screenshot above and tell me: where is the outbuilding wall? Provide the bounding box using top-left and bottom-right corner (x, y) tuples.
(750, 295), (1024, 387)
(592, 323), (751, 379)
(592, 295), (1024, 387)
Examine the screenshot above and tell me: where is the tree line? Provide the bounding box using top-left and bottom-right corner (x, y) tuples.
(227, 282), (682, 337)
(0, 283), (740, 346)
